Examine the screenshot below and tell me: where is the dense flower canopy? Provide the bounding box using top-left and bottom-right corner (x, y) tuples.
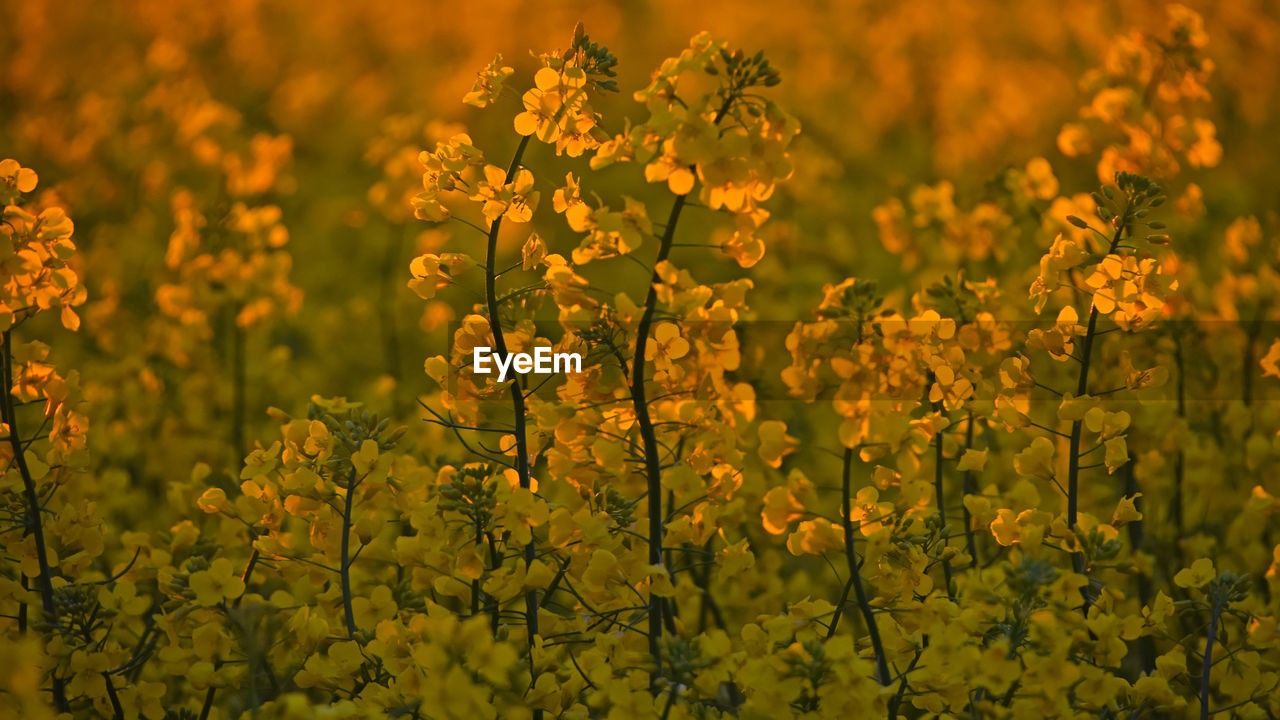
(2, 2), (1280, 719)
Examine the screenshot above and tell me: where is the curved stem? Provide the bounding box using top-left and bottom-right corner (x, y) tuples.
(837, 447), (891, 685)
(340, 467), (359, 637)
(1066, 220), (1124, 602)
(632, 97), (734, 686)
(632, 189), (686, 681)
(479, 134), (542, 716)
(3, 329), (68, 711)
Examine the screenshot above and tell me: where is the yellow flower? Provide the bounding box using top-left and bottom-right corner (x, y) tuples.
(189, 557), (245, 606)
(1261, 340), (1280, 379)
(646, 322), (690, 363)
(98, 580), (150, 617)
(1021, 157), (1059, 200)
(501, 486), (547, 546)
(1174, 557), (1215, 588)
(352, 585), (399, 629)
(462, 54), (513, 108)
(1013, 437), (1055, 478)
(407, 254), (446, 300)
(756, 420), (797, 469)
(0, 158), (39, 202)
(1112, 494), (1143, 525)
(471, 165), (540, 226)
(786, 519), (843, 555)
(582, 549), (618, 593)
(956, 448), (987, 472)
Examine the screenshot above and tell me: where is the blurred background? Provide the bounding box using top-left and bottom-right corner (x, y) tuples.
(2, 0), (1277, 501)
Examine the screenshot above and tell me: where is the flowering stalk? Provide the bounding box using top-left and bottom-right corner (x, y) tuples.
(927, 371), (954, 597)
(341, 467), (359, 637)
(1064, 218), (1127, 603)
(631, 92), (734, 682)
(961, 412), (979, 568)
(480, 133), (541, 691)
(631, 189), (685, 678)
(3, 329), (69, 712)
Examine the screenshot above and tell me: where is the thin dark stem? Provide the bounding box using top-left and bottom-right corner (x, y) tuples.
(3, 329), (68, 711)
(961, 412), (978, 568)
(341, 467), (358, 637)
(480, 134), (541, 718)
(198, 685), (216, 720)
(1201, 604), (1222, 720)
(888, 648), (923, 720)
(632, 189), (685, 680)
(18, 575), (27, 633)
(693, 537), (726, 632)
(826, 572), (855, 641)
(197, 547), (260, 720)
(1067, 221), (1124, 598)
(631, 97), (733, 686)
(838, 447), (890, 686)
(103, 672), (125, 720)
(660, 686), (678, 720)
(927, 372), (953, 598)
(1124, 459), (1156, 675)
(1243, 316), (1263, 407)
(472, 517), (483, 620)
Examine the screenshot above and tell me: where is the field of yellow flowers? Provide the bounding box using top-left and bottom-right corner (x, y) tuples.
(3, 1), (1280, 718)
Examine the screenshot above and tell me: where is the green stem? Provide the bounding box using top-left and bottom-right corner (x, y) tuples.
(1067, 220), (1124, 594)
(632, 189), (686, 680)
(341, 467), (358, 637)
(1200, 604), (1222, 720)
(1123, 459), (1156, 675)
(927, 371), (953, 598)
(103, 671), (124, 719)
(838, 447), (891, 685)
(961, 412), (978, 568)
(660, 686), (678, 720)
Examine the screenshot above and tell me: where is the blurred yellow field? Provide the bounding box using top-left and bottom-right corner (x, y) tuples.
(2, 1), (1279, 718)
